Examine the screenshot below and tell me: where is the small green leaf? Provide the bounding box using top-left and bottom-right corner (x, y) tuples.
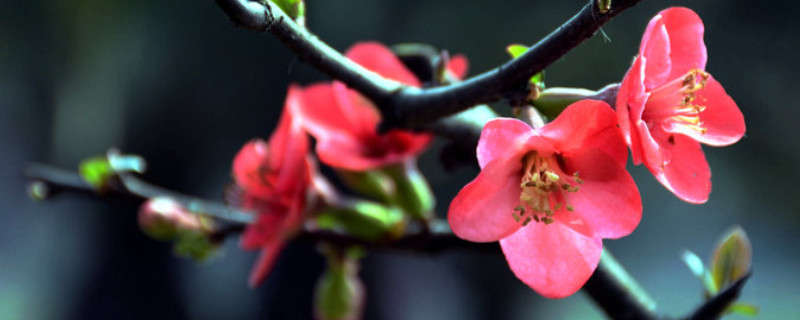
(681, 249), (718, 295)
(681, 250), (706, 278)
(271, 0), (305, 22)
(506, 44), (528, 59)
(79, 156), (114, 192)
(597, 0), (611, 13)
(711, 226), (752, 290)
(728, 302), (760, 316)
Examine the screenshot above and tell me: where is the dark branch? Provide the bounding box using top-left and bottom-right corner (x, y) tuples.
(584, 250), (660, 320)
(213, 0), (643, 130)
(684, 274), (752, 320)
(25, 163), (254, 223)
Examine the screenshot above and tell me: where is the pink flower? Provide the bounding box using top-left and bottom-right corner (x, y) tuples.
(448, 100), (641, 298)
(293, 42), (466, 171)
(616, 7), (746, 203)
(232, 86), (313, 286)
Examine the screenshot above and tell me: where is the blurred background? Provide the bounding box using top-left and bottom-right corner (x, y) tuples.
(2, 0), (798, 318)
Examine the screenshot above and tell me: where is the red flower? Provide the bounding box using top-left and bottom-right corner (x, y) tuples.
(448, 100), (641, 298)
(232, 86), (313, 287)
(293, 42), (466, 171)
(616, 7), (745, 203)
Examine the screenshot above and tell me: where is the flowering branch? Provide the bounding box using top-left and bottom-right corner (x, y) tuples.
(25, 162), (750, 319)
(213, 0), (643, 130)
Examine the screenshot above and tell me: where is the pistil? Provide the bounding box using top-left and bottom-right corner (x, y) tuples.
(642, 69), (709, 134)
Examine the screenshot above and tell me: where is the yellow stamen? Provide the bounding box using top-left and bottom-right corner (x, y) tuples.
(513, 152), (581, 227)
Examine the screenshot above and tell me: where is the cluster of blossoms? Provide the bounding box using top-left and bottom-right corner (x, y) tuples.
(229, 6), (744, 300)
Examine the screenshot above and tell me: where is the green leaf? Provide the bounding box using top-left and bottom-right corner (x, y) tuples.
(173, 230), (218, 262)
(728, 302), (760, 316)
(711, 226), (752, 290)
(681, 250), (706, 278)
(506, 44), (528, 59)
(271, 0), (305, 21)
(505, 44), (545, 89)
(79, 156), (114, 192)
(597, 0), (611, 13)
(681, 249), (718, 295)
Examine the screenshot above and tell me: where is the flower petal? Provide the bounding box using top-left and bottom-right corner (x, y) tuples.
(293, 83), (358, 141)
(499, 222), (602, 299)
(617, 57), (648, 165)
(448, 156), (522, 243)
(541, 100), (627, 166)
(248, 239), (287, 287)
(476, 118), (534, 169)
(345, 42), (421, 87)
(640, 19), (673, 89)
(650, 134), (711, 204)
(668, 76), (745, 146)
(660, 7), (707, 79)
(447, 54), (469, 80)
(241, 206), (287, 250)
(562, 149), (642, 239)
(332, 81), (381, 137)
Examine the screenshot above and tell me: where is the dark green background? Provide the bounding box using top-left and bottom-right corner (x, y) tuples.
(2, 0), (797, 319)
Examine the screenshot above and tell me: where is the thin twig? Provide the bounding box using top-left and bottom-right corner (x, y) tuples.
(213, 0), (643, 130)
(25, 163), (254, 223)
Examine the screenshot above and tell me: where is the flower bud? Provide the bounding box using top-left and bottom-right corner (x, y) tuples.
(383, 159), (435, 221)
(314, 249), (365, 320)
(138, 197), (213, 241)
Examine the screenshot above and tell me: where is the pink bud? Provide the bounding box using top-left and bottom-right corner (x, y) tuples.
(138, 197), (212, 240)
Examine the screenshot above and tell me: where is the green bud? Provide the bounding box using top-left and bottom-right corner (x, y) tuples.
(532, 87), (596, 119)
(317, 201), (405, 241)
(173, 229), (219, 262)
(382, 160), (435, 221)
(710, 226), (752, 291)
(27, 181), (49, 201)
(79, 156), (114, 192)
(336, 169), (395, 204)
(314, 249), (365, 320)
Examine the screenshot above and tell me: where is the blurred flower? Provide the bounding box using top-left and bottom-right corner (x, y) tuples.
(616, 7), (745, 203)
(291, 42), (434, 171)
(448, 100), (641, 298)
(231, 86), (314, 286)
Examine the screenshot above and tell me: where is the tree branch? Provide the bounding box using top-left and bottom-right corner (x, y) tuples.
(25, 161), (752, 319)
(213, 0), (643, 130)
(25, 163), (254, 224)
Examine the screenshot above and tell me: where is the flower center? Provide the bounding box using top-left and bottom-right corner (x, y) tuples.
(513, 152), (582, 226)
(642, 69), (709, 135)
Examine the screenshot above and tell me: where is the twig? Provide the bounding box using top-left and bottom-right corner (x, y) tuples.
(213, 0), (643, 130)
(25, 163), (254, 224)
(684, 274), (752, 320)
